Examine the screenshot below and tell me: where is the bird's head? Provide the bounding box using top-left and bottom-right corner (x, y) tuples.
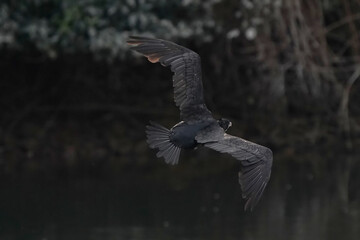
(218, 118), (232, 132)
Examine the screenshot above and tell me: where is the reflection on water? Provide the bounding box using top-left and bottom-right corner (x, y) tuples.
(0, 153), (359, 240)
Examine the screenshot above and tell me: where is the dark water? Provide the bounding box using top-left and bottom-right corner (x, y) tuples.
(0, 153), (359, 240)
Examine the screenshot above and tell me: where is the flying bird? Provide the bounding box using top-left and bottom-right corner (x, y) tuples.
(127, 36), (273, 211)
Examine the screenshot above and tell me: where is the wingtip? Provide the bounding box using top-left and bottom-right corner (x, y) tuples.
(244, 198), (256, 212)
(238, 170), (266, 212)
(127, 35), (159, 45)
(128, 35), (153, 39)
(126, 37), (140, 46)
(126, 36), (142, 46)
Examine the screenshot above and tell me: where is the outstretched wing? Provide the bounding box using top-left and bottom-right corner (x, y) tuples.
(196, 125), (273, 211)
(127, 36), (213, 122)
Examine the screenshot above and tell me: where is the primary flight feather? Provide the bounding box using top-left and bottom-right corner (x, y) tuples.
(127, 36), (273, 211)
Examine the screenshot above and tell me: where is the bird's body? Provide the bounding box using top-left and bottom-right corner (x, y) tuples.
(170, 121), (211, 149)
(128, 36), (273, 211)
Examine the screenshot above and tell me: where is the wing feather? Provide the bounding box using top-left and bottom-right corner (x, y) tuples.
(127, 36), (213, 122)
(196, 124), (273, 211)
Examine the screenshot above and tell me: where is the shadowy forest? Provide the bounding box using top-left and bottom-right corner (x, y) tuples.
(1, 0), (360, 215)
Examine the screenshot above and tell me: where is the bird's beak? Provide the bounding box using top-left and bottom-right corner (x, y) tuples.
(229, 122), (232, 127)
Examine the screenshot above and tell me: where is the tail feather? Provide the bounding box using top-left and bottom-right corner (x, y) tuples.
(146, 121), (181, 165)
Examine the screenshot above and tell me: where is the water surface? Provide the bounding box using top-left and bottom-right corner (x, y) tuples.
(0, 153), (359, 240)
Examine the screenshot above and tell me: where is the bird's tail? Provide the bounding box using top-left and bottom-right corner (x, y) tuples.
(146, 121), (181, 165)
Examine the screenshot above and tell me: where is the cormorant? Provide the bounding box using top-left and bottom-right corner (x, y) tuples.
(127, 36), (273, 211)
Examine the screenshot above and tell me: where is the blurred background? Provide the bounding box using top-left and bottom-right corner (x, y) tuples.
(1, 0), (360, 239)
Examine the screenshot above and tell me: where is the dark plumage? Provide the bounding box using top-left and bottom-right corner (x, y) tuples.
(127, 36), (273, 211)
